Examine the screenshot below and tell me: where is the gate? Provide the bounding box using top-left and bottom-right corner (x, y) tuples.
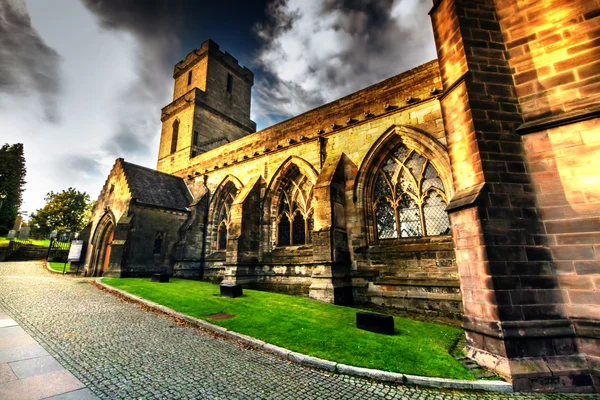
(46, 238), (71, 262)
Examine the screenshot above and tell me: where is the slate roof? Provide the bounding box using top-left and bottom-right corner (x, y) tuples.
(120, 160), (191, 211)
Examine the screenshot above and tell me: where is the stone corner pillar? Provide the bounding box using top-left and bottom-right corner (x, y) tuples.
(430, 0), (593, 392)
(308, 154), (353, 305)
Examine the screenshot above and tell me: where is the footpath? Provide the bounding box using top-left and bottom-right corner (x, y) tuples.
(0, 308), (97, 400)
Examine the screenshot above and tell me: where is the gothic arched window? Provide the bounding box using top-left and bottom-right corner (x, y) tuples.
(372, 143), (450, 239)
(276, 166), (313, 246)
(214, 183), (238, 250)
(171, 120), (179, 154)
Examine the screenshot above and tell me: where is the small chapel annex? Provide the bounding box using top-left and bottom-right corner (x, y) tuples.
(82, 0), (600, 393)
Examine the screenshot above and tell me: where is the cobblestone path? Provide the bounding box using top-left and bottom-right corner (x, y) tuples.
(0, 262), (596, 400)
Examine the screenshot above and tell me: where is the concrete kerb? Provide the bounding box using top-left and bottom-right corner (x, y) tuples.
(95, 279), (513, 393)
(44, 260), (68, 275)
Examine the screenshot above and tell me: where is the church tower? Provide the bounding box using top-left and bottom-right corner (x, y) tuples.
(156, 40), (256, 174)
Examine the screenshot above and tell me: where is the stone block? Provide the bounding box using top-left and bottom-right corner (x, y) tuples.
(220, 283), (243, 298)
(356, 312), (394, 335)
(151, 273), (169, 283)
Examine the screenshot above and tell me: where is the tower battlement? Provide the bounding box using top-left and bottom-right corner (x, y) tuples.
(173, 39), (254, 85)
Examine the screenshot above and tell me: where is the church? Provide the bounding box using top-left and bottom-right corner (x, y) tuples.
(82, 0), (600, 393)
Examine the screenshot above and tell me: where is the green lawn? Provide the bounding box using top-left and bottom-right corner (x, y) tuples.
(103, 278), (473, 379)
(48, 262), (70, 273)
(0, 236), (50, 247)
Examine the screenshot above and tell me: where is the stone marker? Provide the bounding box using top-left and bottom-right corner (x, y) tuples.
(7, 230), (16, 240)
(50, 230), (58, 239)
(220, 283), (243, 298)
(17, 227), (30, 241)
(151, 273), (169, 283)
(356, 312), (395, 335)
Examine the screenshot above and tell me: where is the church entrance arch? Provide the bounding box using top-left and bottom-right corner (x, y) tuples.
(90, 213), (115, 277)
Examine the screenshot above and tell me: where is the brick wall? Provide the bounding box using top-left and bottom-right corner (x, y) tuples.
(497, 0), (600, 121)
(431, 0), (598, 391)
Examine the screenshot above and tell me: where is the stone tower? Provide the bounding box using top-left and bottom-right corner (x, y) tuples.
(157, 40), (256, 175)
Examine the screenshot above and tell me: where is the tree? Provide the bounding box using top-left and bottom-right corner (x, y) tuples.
(0, 143), (27, 234)
(29, 188), (93, 237)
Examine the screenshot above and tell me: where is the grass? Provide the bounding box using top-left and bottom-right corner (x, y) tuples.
(0, 236), (51, 247)
(103, 278), (474, 380)
(48, 262), (70, 273)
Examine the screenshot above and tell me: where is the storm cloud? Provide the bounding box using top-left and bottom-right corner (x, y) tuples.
(0, 0), (62, 123)
(82, 0), (181, 161)
(252, 0), (437, 124)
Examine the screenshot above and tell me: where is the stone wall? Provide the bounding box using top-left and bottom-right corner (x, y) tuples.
(430, 0), (598, 392)
(83, 159), (133, 276)
(168, 60), (462, 316)
(122, 205), (188, 277)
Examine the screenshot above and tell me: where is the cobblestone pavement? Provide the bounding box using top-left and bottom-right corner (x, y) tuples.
(0, 262), (596, 400)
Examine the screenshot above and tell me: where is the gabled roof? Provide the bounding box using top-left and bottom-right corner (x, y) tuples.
(120, 160), (191, 211)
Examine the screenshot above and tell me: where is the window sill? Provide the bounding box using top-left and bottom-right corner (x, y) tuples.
(370, 235), (453, 250)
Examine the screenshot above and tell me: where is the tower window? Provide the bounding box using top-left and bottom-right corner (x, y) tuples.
(171, 120), (179, 154)
(226, 73), (233, 93)
(193, 131), (199, 146)
(187, 70), (192, 86)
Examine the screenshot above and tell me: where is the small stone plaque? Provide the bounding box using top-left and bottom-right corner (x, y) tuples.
(6, 230), (16, 240)
(356, 311), (395, 335)
(206, 313), (235, 321)
(220, 283), (243, 298)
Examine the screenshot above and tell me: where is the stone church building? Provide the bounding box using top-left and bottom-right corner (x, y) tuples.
(82, 0), (600, 393)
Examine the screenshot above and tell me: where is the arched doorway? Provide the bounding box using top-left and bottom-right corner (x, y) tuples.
(91, 214), (115, 277)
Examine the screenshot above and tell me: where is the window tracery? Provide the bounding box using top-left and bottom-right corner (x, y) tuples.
(372, 143), (450, 239)
(214, 183), (238, 250)
(276, 166), (313, 246)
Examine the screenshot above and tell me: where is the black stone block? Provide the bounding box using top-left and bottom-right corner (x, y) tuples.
(356, 312), (394, 335)
(152, 273), (169, 283)
(220, 283), (243, 298)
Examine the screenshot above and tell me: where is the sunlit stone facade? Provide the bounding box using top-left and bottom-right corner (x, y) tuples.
(84, 0), (600, 391)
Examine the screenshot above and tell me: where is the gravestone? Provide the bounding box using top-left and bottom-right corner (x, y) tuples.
(6, 230), (16, 240)
(17, 227), (30, 241)
(220, 283), (243, 298)
(50, 230), (58, 239)
(152, 273), (169, 283)
(356, 312), (395, 335)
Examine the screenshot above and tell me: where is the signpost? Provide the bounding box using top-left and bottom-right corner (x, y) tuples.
(65, 240), (84, 275)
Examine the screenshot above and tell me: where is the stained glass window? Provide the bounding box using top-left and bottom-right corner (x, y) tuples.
(276, 165), (314, 246)
(278, 214), (291, 246)
(372, 143), (451, 239)
(218, 223), (227, 250)
(214, 183), (238, 251)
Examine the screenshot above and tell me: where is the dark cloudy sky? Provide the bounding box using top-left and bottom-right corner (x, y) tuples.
(0, 0), (437, 217)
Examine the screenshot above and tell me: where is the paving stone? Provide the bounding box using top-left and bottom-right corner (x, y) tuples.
(0, 343), (49, 363)
(0, 363), (17, 384)
(0, 261), (595, 399)
(0, 318), (18, 328)
(45, 388), (99, 400)
(0, 369), (84, 399)
(0, 326), (38, 350)
(9, 354), (65, 379)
